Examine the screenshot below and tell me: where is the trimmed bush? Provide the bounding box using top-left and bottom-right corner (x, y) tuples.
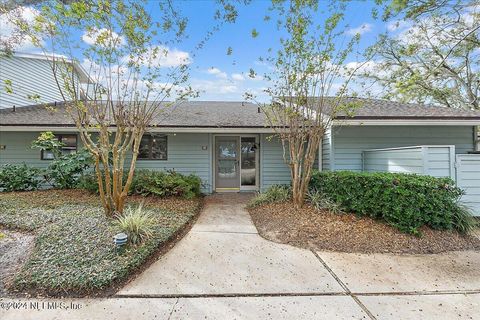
(77, 169), (202, 199)
(0, 164), (42, 192)
(248, 185), (291, 207)
(310, 170), (475, 235)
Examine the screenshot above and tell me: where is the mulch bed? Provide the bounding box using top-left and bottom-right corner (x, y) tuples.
(248, 202), (480, 254)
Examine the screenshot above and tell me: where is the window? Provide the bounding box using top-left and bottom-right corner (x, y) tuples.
(41, 134), (78, 160)
(138, 134), (168, 160)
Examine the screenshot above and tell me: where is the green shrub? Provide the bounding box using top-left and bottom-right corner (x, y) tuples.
(31, 132), (93, 189)
(307, 189), (343, 214)
(310, 170), (474, 235)
(76, 172), (99, 193)
(77, 169), (202, 199)
(0, 164), (43, 192)
(114, 204), (157, 245)
(248, 185), (291, 207)
(44, 149), (93, 189)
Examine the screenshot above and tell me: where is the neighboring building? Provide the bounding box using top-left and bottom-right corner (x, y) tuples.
(1, 54), (480, 214)
(0, 53), (89, 110)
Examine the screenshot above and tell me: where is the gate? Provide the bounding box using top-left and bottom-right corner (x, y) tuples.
(456, 154), (480, 216)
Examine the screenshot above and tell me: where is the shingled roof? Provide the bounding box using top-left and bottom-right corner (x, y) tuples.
(330, 97), (480, 120)
(1, 98), (480, 128)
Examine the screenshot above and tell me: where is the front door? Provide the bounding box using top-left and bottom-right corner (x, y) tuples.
(215, 136), (240, 191)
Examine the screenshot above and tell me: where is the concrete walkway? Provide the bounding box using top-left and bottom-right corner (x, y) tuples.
(1, 193), (479, 320)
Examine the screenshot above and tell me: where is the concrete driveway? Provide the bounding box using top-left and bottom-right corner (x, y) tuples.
(1, 193), (479, 320)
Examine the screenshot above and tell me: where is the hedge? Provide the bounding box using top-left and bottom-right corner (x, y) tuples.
(310, 170), (472, 235)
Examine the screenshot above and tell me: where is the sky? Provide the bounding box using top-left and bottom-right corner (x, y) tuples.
(167, 0), (387, 101)
(1, 0), (402, 102)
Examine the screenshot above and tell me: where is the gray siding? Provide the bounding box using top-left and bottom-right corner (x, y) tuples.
(260, 134), (290, 190)
(259, 134), (320, 190)
(126, 133), (212, 193)
(0, 131), (213, 193)
(456, 154), (480, 216)
(425, 146), (455, 179)
(0, 56), (78, 109)
(331, 125), (475, 171)
(362, 145), (455, 179)
(363, 147), (424, 174)
(0, 131), (80, 167)
(322, 128), (333, 171)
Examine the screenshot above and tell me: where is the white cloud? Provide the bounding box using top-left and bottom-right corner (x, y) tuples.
(347, 23), (373, 36)
(82, 28), (125, 47)
(207, 67), (228, 79)
(387, 20), (411, 32)
(0, 6), (42, 51)
(192, 78), (237, 94)
(231, 73), (245, 81)
(122, 45), (191, 68)
(149, 46), (191, 67)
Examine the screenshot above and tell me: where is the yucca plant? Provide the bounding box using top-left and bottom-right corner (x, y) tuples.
(114, 204), (157, 245)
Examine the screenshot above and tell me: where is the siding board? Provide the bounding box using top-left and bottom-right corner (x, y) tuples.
(332, 126), (474, 171)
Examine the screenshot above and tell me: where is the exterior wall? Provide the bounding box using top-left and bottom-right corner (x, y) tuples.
(0, 56), (79, 109)
(0, 131), (81, 167)
(363, 147), (424, 174)
(126, 133), (212, 193)
(331, 125), (475, 171)
(260, 134), (291, 190)
(0, 131), (213, 193)
(259, 133), (319, 190)
(362, 145), (456, 180)
(322, 127), (333, 171)
(456, 154), (480, 216)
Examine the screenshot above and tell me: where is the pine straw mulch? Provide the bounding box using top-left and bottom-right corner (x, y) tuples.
(248, 202), (480, 254)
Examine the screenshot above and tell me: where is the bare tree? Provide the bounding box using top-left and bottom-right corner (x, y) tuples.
(2, 0), (194, 215)
(365, 0), (479, 109)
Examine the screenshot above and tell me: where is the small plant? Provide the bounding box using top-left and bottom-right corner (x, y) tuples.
(0, 232), (5, 240)
(114, 204), (157, 245)
(307, 189), (343, 214)
(453, 204), (479, 234)
(78, 169), (202, 199)
(0, 164), (42, 192)
(248, 185), (291, 207)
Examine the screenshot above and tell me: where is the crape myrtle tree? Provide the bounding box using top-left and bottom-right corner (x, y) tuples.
(365, 0), (479, 110)
(2, 0), (196, 215)
(248, 0), (365, 208)
(1, 0), (249, 215)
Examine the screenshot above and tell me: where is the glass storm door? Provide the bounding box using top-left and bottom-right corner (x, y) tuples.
(240, 137), (257, 189)
(215, 136), (240, 190)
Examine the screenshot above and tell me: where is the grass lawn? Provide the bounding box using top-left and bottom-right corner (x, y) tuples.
(0, 189), (203, 296)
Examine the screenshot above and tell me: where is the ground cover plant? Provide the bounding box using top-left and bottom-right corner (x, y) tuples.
(0, 189), (202, 295)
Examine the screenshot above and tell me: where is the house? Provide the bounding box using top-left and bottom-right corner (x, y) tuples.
(1, 54), (480, 214)
(0, 53), (89, 109)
